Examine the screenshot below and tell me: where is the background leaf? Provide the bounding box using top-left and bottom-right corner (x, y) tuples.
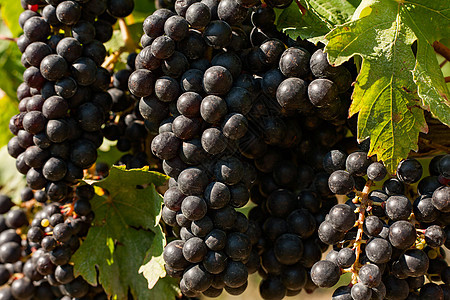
(132, 0), (156, 22)
(0, 18), (25, 100)
(399, 0), (450, 126)
(0, 0), (23, 37)
(0, 93), (18, 148)
(276, 0), (360, 43)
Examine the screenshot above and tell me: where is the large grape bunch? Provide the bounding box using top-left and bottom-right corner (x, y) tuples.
(3, 0), (137, 298)
(310, 153), (450, 300)
(0, 185), (105, 299)
(129, 0), (358, 297)
(8, 0), (134, 201)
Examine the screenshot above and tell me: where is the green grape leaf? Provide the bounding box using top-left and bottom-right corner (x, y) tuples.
(308, 0), (361, 25)
(0, 19), (25, 100)
(0, 0), (23, 37)
(133, 0), (156, 22)
(0, 146), (26, 204)
(276, 0), (360, 43)
(400, 1), (450, 126)
(0, 93), (18, 148)
(97, 140), (125, 167)
(139, 224), (167, 289)
(104, 22), (143, 71)
(325, 0), (450, 173)
(276, 1), (332, 43)
(72, 166), (177, 300)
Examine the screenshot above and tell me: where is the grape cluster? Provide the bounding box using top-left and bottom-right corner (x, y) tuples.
(131, 0), (357, 296)
(8, 0), (134, 201)
(0, 187), (106, 299)
(311, 153), (450, 300)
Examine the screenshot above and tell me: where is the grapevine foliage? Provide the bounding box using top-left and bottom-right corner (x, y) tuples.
(278, 0), (450, 172)
(72, 166), (179, 299)
(0, 0), (448, 298)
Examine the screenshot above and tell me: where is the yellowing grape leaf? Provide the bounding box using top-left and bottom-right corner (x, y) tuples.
(72, 166), (178, 300)
(325, 0), (450, 173)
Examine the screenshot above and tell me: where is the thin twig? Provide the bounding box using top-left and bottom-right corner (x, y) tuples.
(445, 76), (450, 83)
(440, 59), (448, 68)
(433, 41), (450, 62)
(351, 180), (373, 284)
(0, 35), (16, 42)
(419, 136), (450, 153)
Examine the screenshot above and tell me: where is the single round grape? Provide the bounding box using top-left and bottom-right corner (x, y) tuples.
(308, 78), (338, 108)
(259, 276), (286, 300)
(276, 77), (309, 111)
(183, 264), (213, 292)
(225, 232), (252, 261)
(279, 47), (310, 78)
(358, 264), (381, 288)
(151, 36), (175, 60)
(432, 186), (449, 212)
(201, 127), (227, 155)
(389, 220), (416, 250)
(185, 2), (211, 29)
(424, 225), (446, 247)
(323, 149), (347, 174)
(203, 66), (233, 96)
(200, 95), (227, 124)
(439, 154), (450, 178)
(398, 249), (429, 277)
(328, 170), (355, 195)
(336, 248), (355, 268)
(318, 221), (345, 245)
(128, 69), (155, 98)
(367, 162), (387, 181)
(181, 195), (207, 221)
(163, 240), (190, 270)
(310, 260), (340, 288)
(351, 283), (372, 300)
(177, 92), (202, 117)
(223, 260), (248, 288)
(397, 158), (423, 184)
(178, 167), (209, 196)
(365, 238), (392, 263)
(151, 132), (180, 160)
(385, 195), (412, 221)
(346, 151), (371, 176)
(182, 237), (207, 263)
(203, 20), (232, 49)
(273, 233), (303, 265)
(180, 69), (204, 94)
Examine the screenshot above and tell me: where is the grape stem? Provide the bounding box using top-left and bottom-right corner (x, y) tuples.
(0, 35), (16, 42)
(102, 18), (137, 69)
(350, 180), (373, 284)
(433, 41), (450, 62)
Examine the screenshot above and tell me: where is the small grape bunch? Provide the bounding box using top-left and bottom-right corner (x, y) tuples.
(312, 152), (449, 300)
